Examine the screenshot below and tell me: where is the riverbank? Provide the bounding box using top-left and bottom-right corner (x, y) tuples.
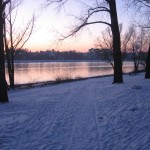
(9, 70), (145, 90)
(0, 73), (150, 149)
(14, 59), (108, 63)
(12, 74), (113, 90)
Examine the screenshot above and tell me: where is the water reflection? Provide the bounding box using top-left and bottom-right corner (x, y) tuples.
(6, 61), (136, 84)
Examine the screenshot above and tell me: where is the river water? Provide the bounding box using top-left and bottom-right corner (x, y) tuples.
(6, 61), (136, 84)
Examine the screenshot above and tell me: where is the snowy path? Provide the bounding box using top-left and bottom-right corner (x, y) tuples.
(0, 74), (150, 150)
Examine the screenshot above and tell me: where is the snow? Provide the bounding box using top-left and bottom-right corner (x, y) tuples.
(0, 73), (150, 150)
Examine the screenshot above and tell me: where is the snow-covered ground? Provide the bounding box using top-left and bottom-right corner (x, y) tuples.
(0, 73), (150, 150)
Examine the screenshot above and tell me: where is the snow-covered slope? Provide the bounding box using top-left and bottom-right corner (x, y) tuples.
(0, 73), (150, 150)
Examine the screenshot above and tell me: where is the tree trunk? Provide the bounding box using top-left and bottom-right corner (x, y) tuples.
(109, 0), (123, 83)
(133, 54), (138, 72)
(134, 60), (138, 72)
(6, 50), (12, 88)
(0, 0), (9, 102)
(6, 52), (15, 89)
(9, 2), (15, 89)
(10, 51), (15, 89)
(4, 12), (13, 89)
(145, 45), (150, 79)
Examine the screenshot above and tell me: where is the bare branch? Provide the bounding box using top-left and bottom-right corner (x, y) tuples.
(17, 16), (35, 50)
(14, 15), (35, 50)
(2, 0), (10, 9)
(46, 0), (111, 41)
(88, 6), (110, 14)
(127, 0), (150, 28)
(46, 0), (68, 8)
(59, 20), (111, 41)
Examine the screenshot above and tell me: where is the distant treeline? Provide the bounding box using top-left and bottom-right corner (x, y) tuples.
(14, 48), (147, 61)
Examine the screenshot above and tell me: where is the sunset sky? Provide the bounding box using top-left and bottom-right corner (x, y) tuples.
(14, 0), (132, 52)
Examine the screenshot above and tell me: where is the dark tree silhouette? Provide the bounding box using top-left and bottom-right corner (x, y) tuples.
(4, 0), (35, 89)
(107, 1), (123, 83)
(47, 0), (123, 83)
(0, 0), (9, 103)
(128, 0), (150, 77)
(127, 0), (150, 28)
(145, 45), (150, 78)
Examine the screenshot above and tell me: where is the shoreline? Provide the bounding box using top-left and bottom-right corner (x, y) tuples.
(13, 60), (107, 63)
(10, 74), (114, 90)
(12, 60), (134, 63)
(9, 70), (145, 90)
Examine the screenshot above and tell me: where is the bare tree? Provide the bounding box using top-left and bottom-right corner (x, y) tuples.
(94, 27), (113, 68)
(121, 26), (134, 60)
(0, 0), (10, 103)
(127, 0), (150, 28)
(4, 0), (35, 89)
(136, 27), (149, 67)
(145, 45), (150, 78)
(127, 25), (139, 72)
(95, 24), (123, 68)
(47, 0), (123, 83)
(123, 25), (149, 72)
(127, 0), (150, 77)
(133, 0), (150, 78)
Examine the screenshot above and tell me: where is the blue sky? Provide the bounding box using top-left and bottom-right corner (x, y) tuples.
(14, 0), (132, 52)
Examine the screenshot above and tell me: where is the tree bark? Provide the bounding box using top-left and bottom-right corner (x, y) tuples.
(145, 45), (150, 79)
(109, 0), (123, 83)
(4, 16), (14, 89)
(10, 49), (14, 88)
(0, 0), (9, 102)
